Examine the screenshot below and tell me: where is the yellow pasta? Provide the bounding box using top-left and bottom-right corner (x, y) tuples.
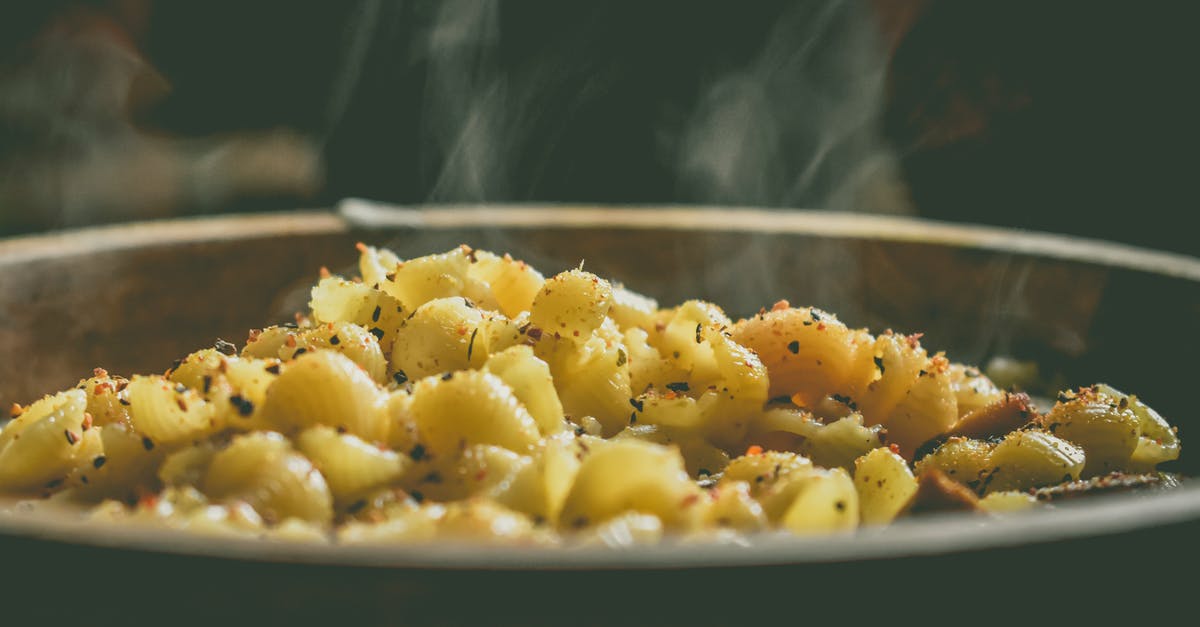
(0, 243), (1184, 545)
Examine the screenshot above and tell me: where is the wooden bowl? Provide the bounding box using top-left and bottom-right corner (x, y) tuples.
(2, 203), (1197, 623)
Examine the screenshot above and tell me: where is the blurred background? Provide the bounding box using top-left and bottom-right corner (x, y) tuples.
(1, 0), (1195, 253)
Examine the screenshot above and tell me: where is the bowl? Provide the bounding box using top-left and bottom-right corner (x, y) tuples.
(2, 203), (1197, 623)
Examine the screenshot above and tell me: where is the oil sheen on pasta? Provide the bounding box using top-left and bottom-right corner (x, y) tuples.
(0, 245), (1182, 545)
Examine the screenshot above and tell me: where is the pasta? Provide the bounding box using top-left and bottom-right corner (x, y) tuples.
(0, 244), (1185, 546)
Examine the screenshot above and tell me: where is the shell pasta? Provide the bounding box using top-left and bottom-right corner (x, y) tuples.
(0, 244), (1184, 546)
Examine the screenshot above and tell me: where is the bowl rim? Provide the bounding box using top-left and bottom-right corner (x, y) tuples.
(2, 202), (1198, 569)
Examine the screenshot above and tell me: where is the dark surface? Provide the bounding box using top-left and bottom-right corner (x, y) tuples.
(4, 1), (1197, 256)
(2, 513), (1197, 624)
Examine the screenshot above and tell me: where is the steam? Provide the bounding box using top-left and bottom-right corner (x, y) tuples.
(361, 0), (909, 319)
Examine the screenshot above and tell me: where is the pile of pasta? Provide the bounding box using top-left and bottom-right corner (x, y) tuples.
(0, 245), (1183, 545)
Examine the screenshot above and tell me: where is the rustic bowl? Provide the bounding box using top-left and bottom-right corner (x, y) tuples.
(2, 203), (1196, 623)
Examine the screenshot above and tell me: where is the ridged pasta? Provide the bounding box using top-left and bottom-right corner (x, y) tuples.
(203, 431), (333, 524)
(295, 426), (408, 504)
(409, 369), (541, 456)
(260, 350), (388, 443)
(0, 389), (96, 491)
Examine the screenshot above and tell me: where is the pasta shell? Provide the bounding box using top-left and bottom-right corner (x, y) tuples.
(203, 431), (333, 524)
(410, 370), (541, 456)
(261, 350), (388, 443)
(391, 297), (487, 380)
(296, 426), (408, 503)
(529, 269), (613, 341)
(559, 439), (699, 529)
(126, 375), (219, 446)
(0, 390), (94, 491)
(484, 345), (566, 435)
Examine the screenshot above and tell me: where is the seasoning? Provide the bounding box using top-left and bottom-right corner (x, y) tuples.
(410, 444), (427, 461)
(629, 398), (644, 412)
(265, 364), (281, 375)
(93, 456), (107, 469)
(695, 323), (703, 344)
(63, 430), (79, 445)
(666, 381), (690, 393)
(202, 375), (212, 394)
(369, 327), (385, 341)
(466, 328), (478, 361)
(214, 339), (237, 356)
(874, 356), (885, 375)
(371, 305), (382, 322)
(393, 370), (409, 385)
(616, 349), (627, 367)
(745, 445), (764, 456)
(229, 395), (255, 417)
(787, 340), (800, 354)
(142, 437), (155, 451)
(329, 334), (341, 346)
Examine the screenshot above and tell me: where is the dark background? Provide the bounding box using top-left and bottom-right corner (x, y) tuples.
(2, 1), (1196, 254)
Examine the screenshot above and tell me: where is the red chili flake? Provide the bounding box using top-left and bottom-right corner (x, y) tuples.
(247, 328), (263, 343)
(64, 430), (80, 445)
(771, 299), (790, 312)
(474, 469), (488, 481)
(319, 266), (332, 278)
(137, 491), (159, 509)
(816, 322), (827, 331)
(286, 334), (298, 348)
(9, 403), (23, 418)
(81, 412), (93, 431)
(93, 367), (109, 378)
(906, 333), (924, 349)
(456, 325), (468, 336)
(175, 397), (188, 412)
(680, 493), (701, 508)
(93, 382), (112, 395)
(745, 445), (764, 456)
(889, 443), (901, 455)
(355, 241), (369, 252)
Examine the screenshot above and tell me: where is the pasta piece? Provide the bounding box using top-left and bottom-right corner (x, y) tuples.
(978, 491), (1039, 513)
(71, 421), (163, 500)
(914, 437), (993, 491)
(295, 426), (409, 504)
(778, 468), (859, 534)
(391, 296), (488, 380)
(985, 430), (1085, 493)
(280, 321), (389, 384)
(1042, 388), (1140, 477)
(1094, 384), (1180, 471)
(608, 284), (659, 331)
(378, 245), (471, 310)
(483, 345), (566, 435)
(752, 409), (882, 471)
(529, 269), (613, 341)
(125, 375), (219, 447)
(704, 481), (768, 531)
(465, 250), (545, 318)
(0, 390), (96, 492)
(853, 447), (918, 525)
(356, 243), (402, 288)
(578, 512), (665, 547)
(538, 318), (633, 435)
(261, 350), (389, 443)
(409, 370), (540, 456)
(203, 431), (333, 524)
(309, 276), (407, 354)
(559, 439), (701, 529)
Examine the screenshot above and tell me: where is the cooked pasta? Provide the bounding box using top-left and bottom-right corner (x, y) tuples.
(0, 244), (1184, 546)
